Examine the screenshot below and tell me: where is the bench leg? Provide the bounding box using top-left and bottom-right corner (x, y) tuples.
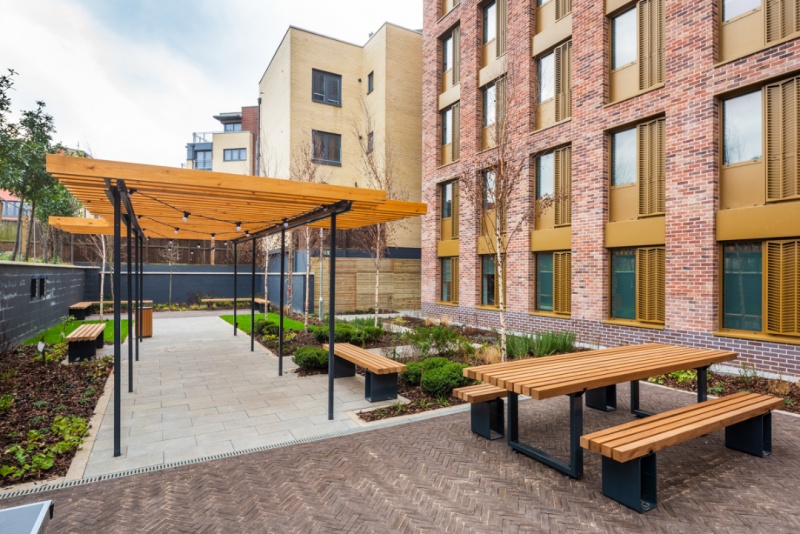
(471, 398), (504, 440)
(586, 385), (617, 412)
(601, 453), (657, 514)
(333, 356), (356, 378)
(365, 372), (398, 402)
(726, 413), (772, 457)
(94, 333), (105, 349)
(68, 341), (96, 363)
(70, 309), (87, 321)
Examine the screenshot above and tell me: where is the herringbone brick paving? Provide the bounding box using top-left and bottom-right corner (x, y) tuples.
(3, 383), (799, 533)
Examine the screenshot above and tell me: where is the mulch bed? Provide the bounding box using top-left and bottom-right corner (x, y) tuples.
(650, 369), (800, 414)
(357, 377), (466, 422)
(394, 316), (499, 344)
(0, 345), (112, 487)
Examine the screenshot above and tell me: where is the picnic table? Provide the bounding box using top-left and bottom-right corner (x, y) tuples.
(465, 343), (737, 478)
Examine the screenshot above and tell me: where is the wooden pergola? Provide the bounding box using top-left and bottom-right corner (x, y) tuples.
(46, 154), (427, 457)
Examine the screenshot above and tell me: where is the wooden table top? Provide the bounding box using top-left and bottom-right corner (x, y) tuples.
(464, 343), (737, 400)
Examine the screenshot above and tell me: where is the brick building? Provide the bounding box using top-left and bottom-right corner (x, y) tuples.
(422, 0), (800, 377)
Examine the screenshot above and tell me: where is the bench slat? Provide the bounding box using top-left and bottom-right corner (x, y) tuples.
(66, 323), (106, 342)
(453, 384), (507, 403)
(323, 343), (406, 374)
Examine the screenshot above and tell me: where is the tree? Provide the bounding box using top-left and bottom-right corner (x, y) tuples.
(160, 241), (182, 310)
(86, 234), (112, 319)
(350, 98), (407, 326)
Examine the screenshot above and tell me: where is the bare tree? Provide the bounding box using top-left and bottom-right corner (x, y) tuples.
(159, 241), (182, 310)
(86, 233), (112, 319)
(350, 98), (407, 326)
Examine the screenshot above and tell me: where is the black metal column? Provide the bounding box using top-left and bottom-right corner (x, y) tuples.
(697, 366), (709, 402)
(279, 228), (285, 376)
(127, 221), (133, 393)
(134, 234), (139, 362)
(112, 186), (121, 457)
(138, 236), (143, 345)
(250, 238), (256, 352)
(233, 242), (238, 336)
(327, 214), (337, 421)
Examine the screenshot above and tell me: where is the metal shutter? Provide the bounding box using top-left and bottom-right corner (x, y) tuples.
(637, 118), (666, 216)
(554, 146), (572, 227)
(555, 40), (572, 122)
(636, 247), (665, 323)
(766, 240), (800, 335)
(554, 251), (572, 315)
(766, 76), (800, 201)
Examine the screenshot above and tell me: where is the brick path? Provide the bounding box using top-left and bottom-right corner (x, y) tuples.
(2, 382), (798, 533)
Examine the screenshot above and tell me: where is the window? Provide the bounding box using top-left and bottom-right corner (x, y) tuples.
(367, 132), (374, 154)
(612, 8), (637, 69)
(536, 147), (572, 226)
(555, 0), (572, 20)
(442, 108), (453, 146)
(481, 255), (496, 306)
(312, 69), (341, 106)
(443, 34), (454, 72)
(483, 83), (497, 127)
(441, 103), (460, 164)
(766, 240), (800, 335)
(766, 0), (800, 43)
(539, 52), (555, 102)
(722, 242), (763, 331)
(442, 182), (453, 218)
(484, 1), (497, 43)
(537, 153), (555, 199)
(723, 91), (762, 165)
(442, 28), (461, 87)
(367, 71), (374, 94)
(223, 148), (246, 161)
(38, 277), (46, 298)
(482, 170), (496, 211)
(612, 128), (636, 186)
(30, 278), (37, 300)
(194, 150), (211, 171)
(536, 251), (571, 314)
(441, 180), (459, 239)
(723, 0), (760, 22)
(312, 130), (341, 165)
(611, 119), (665, 216)
(611, 247), (665, 323)
(538, 41), (572, 121)
(766, 76), (800, 200)
(224, 122), (242, 132)
(441, 257), (459, 303)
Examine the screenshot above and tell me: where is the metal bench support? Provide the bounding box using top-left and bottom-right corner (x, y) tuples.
(601, 453), (657, 514)
(94, 332), (105, 349)
(726, 412), (772, 457)
(471, 398), (504, 440)
(365, 372), (398, 402)
(586, 385), (617, 412)
(68, 340), (96, 362)
(70, 307), (89, 321)
(333, 355), (356, 378)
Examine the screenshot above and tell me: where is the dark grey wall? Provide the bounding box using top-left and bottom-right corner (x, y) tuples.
(0, 262), (97, 345)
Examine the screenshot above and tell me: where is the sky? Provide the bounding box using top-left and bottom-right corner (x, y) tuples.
(0, 0), (423, 167)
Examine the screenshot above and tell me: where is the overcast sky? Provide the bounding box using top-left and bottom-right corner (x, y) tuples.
(1, 0), (423, 167)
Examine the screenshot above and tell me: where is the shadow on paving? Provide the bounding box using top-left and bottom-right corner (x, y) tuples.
(2, 382), (799, 533)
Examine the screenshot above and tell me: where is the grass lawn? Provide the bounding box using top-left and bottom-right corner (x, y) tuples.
(24, 319), (130, 345)
(219, 313), (305, 334)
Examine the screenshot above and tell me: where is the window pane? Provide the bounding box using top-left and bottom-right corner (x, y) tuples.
(723, 91), (762, 165)
(328, 134), (341, 162)
(536, 253), (554, 312)
(537, 153), (555, 198)
(612, 8), (636, 69)
(482, 256), (496, 306)
(325, 76), (340, 104)
(723, 242), (762, 331)
(612, 128), (637, 186)
(442, 182), (453, 218)
(484, 84), (497, 126)
(611, 249), (636, 320)
(538, 53), (555, 102)
(442, 108), (452, 145)
(443, 35), (453, 71)
(723, 0), (760, 22)
(484, 1), (497, 43)
(441, 258), (452, 301)
(368, 71), (374, 93)
(483, 171), (496, 210)
(312, 71), (325, 101)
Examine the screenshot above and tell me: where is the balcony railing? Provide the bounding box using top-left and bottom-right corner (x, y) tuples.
(193, 160), (212, 171)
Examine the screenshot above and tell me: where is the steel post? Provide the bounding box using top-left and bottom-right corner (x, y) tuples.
(279, 228), (285, 376)
(327, 214), (336, 421)
(112, 186), (121, 457)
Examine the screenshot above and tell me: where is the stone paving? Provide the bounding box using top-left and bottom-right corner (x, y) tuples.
(82, 314), (408, 478)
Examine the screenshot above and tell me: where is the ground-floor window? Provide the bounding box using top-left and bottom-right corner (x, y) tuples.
(722, 242), (762, 331)
(481, 255), (496, 306)
(610, 247), (664, 324)
(535, 251), (571, 315)
(441, 257), (458, 303)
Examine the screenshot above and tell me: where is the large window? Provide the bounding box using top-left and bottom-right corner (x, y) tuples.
(723, 91), (762, 165)
(441, 104), (460, 164)
(536, 251), (571, 315)
(440, 180), (459, 239)
(484, 1), (497, 43)
(611, 247), (665, 324)
(312, 69), (341, 106)
(536, 147), (572, 226)
(367, 71), (374, 94)
(443, 33), (454, 72)
(612, 0), (664, 92)
(612, 8), (637, 69)
(723, 0), (760, 22)
(441, 257), (459, 303)
(482, 170), (496, 211)
(483, 83), (497, 127)
(442, 27), (461, 89)
(611, 118), (665, 217)
(223, 148), (246, 161)
(612, 128), (636, 186)
(537, 153), (554, 199)
(481, 255), (496, 306)
(224, 122), (242, 132)
(722, 242), (763, 331)
(194, 150), (211, 171)
(539, 52), (555, 103)
(442, 181), (453, 218)
(312, 130), (341, 165)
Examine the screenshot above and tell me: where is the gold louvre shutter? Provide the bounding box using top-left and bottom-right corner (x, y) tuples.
(554, 146), (572, 227)
(766, 0), (800, 44)
(766, 240), (800, 335)
(638, 0), (664, 91)
(555, 41), (572, 122)
(452, 181), (460, 238)
(637, 118), (665, 216)
(554, 251), (572, 315)
(452, 103), (460, 162)
(496, 0), (507, 57)
(452, 27), (461, 84)
(452, 258), (459, 304)
(766, 77), (800, 201)
(636, 247), (665, 323)
(556, 0), (572, 21)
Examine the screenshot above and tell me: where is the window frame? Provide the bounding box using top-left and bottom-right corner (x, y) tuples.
(611, 7), (637, 71)
(538, 52), (555, 103)
(441, 181), (453, 219)
(223, 122), (242, 132)
(483, 1), (497, 44)
(483, 83), (497, 127)
(367, 71), (374, 94)
(481, 254), (497, 307)
(722, 89), (763, 167)
(441, 257), (459, 304)
(311, 69), (342, 107)
(223, 148), (247, 162)
(311, 130), (342, 166)
(611, 127), (637, 187)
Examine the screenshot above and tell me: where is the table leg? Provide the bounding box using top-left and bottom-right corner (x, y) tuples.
(630, 380), (652, 418)
(507, 391), (584, 479)
(696, 366), (709, 402)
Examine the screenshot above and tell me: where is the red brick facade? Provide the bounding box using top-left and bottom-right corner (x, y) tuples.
(422, 0), (800, 377)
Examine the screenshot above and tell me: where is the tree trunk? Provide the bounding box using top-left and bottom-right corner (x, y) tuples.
(10, 192), (25, 261)
(374, 226), (381, 327)
(23, 200), (36, 261)
(42, 226), (51, 263)
(98, 237), (106, 321)
(496, 227), (507, 362)
(303, 227), (310, 332)
(286, 233), (293, 315)
(168, 262), (173, 310)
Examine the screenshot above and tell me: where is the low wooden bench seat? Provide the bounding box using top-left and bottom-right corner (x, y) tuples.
(65, 323), (106, 362)
(454, 384), (507, 440)
(323, 343), (407, 402)
(68, 302), (94, 321)
(201, 298), (267, 312)
(581, 392), (784, 513)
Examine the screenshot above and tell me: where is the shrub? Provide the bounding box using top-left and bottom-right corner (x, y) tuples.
(421, 362), (469, 398)
(423, 357), (450, 372)
(531, 331), (577, 357)
(0, 394), (13, 413)
(401, 361), (424, 386)
(476, 344), (502, 364)
(408, 326), (474, 359)
(263, 324), (280, 336)
(362, 326), (384, 343)
(292, 347), (328, 371)
(254, 318), (275, 334)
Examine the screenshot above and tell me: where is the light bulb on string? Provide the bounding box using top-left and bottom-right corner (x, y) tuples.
(183, 212), (190, 222)
(236, 222), (242, 232)
(174, 228), (179, 235)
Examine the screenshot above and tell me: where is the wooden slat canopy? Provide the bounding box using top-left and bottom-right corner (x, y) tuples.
(46, 155), (427, 240)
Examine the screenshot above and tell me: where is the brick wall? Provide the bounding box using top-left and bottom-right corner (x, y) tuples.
(422, 0), (800, 377)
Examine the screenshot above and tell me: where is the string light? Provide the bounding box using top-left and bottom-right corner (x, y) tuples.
(182, 212), (190, 222)
(196, 243), (201, 249)
(245, 230), (251, 237)
(282, 219), (289, 228)
(127, 188), (136, 198)
(211, 234), (215, 242)
(235, 222), (242, 232)
(174, 228), (179, 235)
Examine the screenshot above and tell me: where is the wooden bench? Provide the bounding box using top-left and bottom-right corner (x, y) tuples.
(201, 298), (267, 312)
(68, 302), (94, 321)
(65, 323), (106, 362)
(454, 384), (507, 440)
(323, 343), (407, 402)
(581, 392), (784, 513)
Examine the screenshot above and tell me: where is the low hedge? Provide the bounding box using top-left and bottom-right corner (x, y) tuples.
(420, 362), (470, 398)
(292, 346), (328, 371)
